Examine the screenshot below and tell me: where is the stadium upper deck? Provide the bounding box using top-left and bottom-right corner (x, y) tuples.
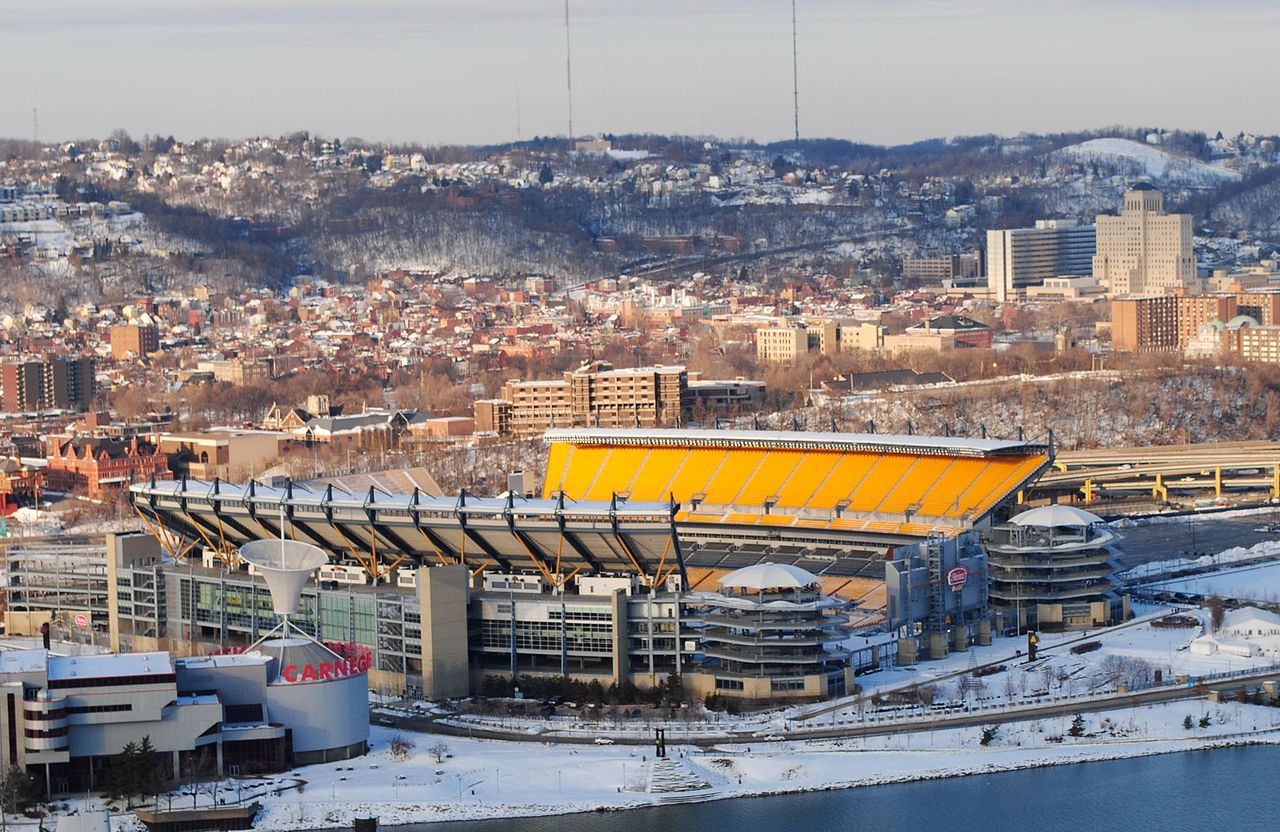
(543, 428), (1052, 540)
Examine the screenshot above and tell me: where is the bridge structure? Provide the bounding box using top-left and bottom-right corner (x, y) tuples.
(1030, 441), (1280, 505)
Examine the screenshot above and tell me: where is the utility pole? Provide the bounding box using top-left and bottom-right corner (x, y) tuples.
(791, 0), (800, 145)
(564, 0), (575, 152)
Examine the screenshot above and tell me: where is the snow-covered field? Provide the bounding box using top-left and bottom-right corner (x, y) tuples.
(1055, 138), (1241, 186)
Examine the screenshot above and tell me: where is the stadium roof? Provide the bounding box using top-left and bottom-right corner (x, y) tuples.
(129, 477), (685, 589)
(544, 427), (1045, 458)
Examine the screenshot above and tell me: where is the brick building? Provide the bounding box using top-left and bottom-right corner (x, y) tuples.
(44, 435), (170, 498)
(109, 324), (159, 359)
(1111, 292), (1280, 352)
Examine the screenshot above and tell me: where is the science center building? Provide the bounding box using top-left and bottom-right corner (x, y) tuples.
(0, 541), (369, 794)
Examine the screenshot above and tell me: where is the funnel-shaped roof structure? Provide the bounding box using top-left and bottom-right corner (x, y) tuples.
(240, 539), (327, 616)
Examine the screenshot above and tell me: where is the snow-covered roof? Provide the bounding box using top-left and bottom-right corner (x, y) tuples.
(47, 651), (173, 681)
(1009, 505), (1103, 528)
(719, 562), (821, 590)
(0, 648), (48, 675)
(544, 427), (1044, 458)
(1221, 606), (1280, 631)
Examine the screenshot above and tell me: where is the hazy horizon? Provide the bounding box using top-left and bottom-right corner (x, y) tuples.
(3, 0), (1279, 147)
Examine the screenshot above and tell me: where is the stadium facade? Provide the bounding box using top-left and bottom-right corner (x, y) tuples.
(124, 427), (1053, 702)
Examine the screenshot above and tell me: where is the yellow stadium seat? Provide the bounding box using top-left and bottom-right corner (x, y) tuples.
(846, 455), (918, 513)
(965, 455), (1047, 516)
(702, 450), (768, 504)
(873, 456), (955, 514)
(584, 447), (652, 501)
(917, 458), (991, 517)
(732, 451), (808, 506)
(542, 441), (572, 499)
(554, 445), (613, 500)
(774, 452), (844, 507)
(808, 453), (883, 509)
(666, 449), (729, 503)
(628, 448), (691, 502)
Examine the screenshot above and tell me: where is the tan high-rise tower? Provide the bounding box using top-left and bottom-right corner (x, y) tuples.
(1092, 184), (1195, 296)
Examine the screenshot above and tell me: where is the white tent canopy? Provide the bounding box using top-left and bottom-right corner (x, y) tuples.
(1008, 504), (1103, 528)
(719, 562), (822, 590)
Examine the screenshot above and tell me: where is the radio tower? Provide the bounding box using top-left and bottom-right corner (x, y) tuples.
(32, 108), (38, 145)
(564, 0), (575, 153)
(791, 0), (800, 146)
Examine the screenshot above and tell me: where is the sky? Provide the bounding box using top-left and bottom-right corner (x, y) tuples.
(2, 0), (1279, 147)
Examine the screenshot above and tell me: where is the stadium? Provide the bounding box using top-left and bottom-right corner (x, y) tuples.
(125, 427), (1052, 702)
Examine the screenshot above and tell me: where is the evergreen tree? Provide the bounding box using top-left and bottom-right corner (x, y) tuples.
(1068, 715), (1086, 737)
(0, 765), (40, 813)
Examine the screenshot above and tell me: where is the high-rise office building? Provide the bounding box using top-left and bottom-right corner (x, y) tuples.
(1093, 185), (1195, 296)
(986, 220), (1096, 302)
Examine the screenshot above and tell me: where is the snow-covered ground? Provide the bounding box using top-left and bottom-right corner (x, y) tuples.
(35, 702), (1277, 832)
(1150, 561), (1280, 605)
(1055, 138), (1241, 186)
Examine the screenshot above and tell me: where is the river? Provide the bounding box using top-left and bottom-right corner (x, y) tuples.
(406, 745), (1279, 832)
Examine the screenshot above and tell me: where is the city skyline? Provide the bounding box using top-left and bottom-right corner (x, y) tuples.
(4, 0), (1280, 146)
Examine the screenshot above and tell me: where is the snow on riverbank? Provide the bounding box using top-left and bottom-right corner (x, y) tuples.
(248, 704), (1280, 829)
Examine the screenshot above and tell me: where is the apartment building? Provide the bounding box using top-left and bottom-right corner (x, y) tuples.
(1093, 185), (1195, 296)
(1225, 324), (1280, 364)
(986, 219), (1096, 302)
(1, 358), (96, 413)
(109, 323), (159, 359)
(1111, 292), (1280, 352)
(491, 361), (685, 435)
(481, 361), (763, 436)
(755, 319), (886, 363)
(756, 325), (809, 363)
(902, 251), (983, 284)
(198, 357), (274, 385)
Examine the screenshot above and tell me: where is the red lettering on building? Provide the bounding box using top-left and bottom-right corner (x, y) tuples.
(276, 642), (371, 684)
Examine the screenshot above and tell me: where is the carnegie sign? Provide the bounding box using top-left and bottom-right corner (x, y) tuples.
(280, 642), (372, 684)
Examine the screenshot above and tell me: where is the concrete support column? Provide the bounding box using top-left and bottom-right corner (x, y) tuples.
(610, 588), (629, 686)
(416, 564), (470, 700)
(896, 637), (918, 666)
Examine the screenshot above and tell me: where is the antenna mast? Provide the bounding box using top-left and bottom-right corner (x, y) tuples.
(33, 108), (38, 145)
(564, 0), (575, 152)
(791, 0), (800, 145)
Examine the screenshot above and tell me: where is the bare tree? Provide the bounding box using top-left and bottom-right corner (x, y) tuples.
(427, 741), (450, 764)
(389, 734), (416, 761)
(1206, 596), (1227, 633)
